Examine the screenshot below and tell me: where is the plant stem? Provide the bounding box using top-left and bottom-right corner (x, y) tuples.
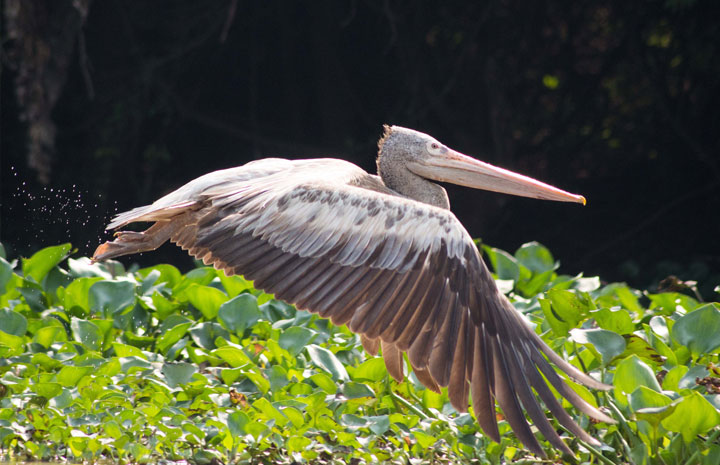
(684, 429), (720, 465)
(390, 390), (430, 420)
(576, 439), (618, 465)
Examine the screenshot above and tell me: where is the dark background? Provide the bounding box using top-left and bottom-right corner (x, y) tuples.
(2, 0), (719, 295)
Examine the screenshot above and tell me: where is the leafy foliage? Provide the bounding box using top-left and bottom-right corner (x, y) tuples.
(0, 242), (718, 464)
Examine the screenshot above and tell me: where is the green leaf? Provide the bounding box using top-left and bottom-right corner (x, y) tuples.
(57, 365), (94, 387)
(0, 257), (13, 295)
(119, 356), (153, 373)
(212, 345), (252, 368)
(306, 344), (349, 381)
(157, 322), (192, 353)
(139, 264), (182, 288)
(572, 276), (601, 292)
(22, 243), (71, 283)
(71, 318), (103, 351)
(483, 246), (520, 281)
(278, 326), (316, 356)
(514, 241), (556, 273)
(366, 415), (390, 435)
(32, 382), (62, 399)
(123, 331), (155, 349)
(630, 386), (675, 428)
(341, 413), (368, 428)
(260, 299), (295, 322)
(644, 325), (677, 366)
(671, 303), (720, 357)
(150, 291), (177, 320)
(647, 292), (699, 313)
(413, 430), (437, 448)
(217, 293), (261, 333)
(158, 313), (193, 332)
(181, 267), (216, 288)
(310, 373), (337, 394)
(539, 298), (566, 335)
(282, 406), (305, 428)
(227, 411), (250, 438)
(613, 355), (661, 407)
(287, 435), (311, 453)
(245, 370), (270, 394)
(253, 397), (288, 427)
(662, 365), (688, 391)
(112, 342), (145, 357)
(615, 284), (644, 315)
(161, 362), (197, 387)
(649, 316), (669, 340)
(620, 335), (664, 364)
(629, 385), (673, 412)
(591, 307), (635, 334)
(266, 365), (289, 391)
(0, 330), (24, 352)
(548, 289), (592, 323)
(540, 289), (592, 335)
(0, 308), (27, 336)
(351, 357), (387, 382)
(31, 352), (63, 370)
(67, 257), (113, 279)
(516, 269), (554, 296)
(570, 328), (626, 366)
(217, 271), (252, 298)
(221, 367), (244, 384)
(189, 322), (229, 350)
(184, 284), (228, 319)
(661, 391), (720, 442)
(678, 365), (709, 390)
(89, 280), (136, 315)
(64, 277), (103, 312)
(18, 286), (47, 312)
(342, 381), (375, 399)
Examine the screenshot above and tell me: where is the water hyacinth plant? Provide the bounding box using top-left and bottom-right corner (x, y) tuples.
(0, 242), (718, 463)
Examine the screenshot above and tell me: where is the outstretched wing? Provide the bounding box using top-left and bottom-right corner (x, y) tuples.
(94, 158), (612, 457)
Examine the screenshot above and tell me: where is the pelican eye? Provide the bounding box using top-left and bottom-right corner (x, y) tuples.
(427, 141), (443, 155)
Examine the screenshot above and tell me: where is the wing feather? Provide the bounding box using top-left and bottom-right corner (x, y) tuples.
(471, 324), (499, 443)
(498, 333), (574, 456)
(301, 266), (359, 313)
(407, 280), (453, 370)
(412, 365), (441, 393)
(393, 253), (449, 349)
(382, 341), (404, 382)
(428, 290), (461, 387)
(362, 266), (424, 339)
(361, 335), (380, 356)
(351, 268), (419, 337)
(446, 308), (470, 413)
(489, 334), (545, 457)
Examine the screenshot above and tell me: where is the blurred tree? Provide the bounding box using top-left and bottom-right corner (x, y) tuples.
(3, 0), (92, 183)
(1, 0), (718, 293)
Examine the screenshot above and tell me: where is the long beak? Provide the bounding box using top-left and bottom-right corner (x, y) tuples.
(407, 150), (586, 204)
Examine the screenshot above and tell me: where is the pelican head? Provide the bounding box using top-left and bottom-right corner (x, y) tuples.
(377, 125), (586, 205)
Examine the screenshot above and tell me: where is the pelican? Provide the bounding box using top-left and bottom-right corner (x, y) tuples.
(93, 126), (613, 457)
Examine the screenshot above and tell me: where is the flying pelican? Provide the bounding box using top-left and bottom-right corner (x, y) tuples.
(93, 126), (613, 457)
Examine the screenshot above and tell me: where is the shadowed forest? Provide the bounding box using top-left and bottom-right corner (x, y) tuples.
(2, 0), (719, 294)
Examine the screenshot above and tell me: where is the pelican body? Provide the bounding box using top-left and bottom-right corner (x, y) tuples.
(94, 126), (611, 457)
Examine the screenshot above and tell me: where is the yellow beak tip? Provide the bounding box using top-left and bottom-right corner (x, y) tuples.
(580, 196), (587, 206)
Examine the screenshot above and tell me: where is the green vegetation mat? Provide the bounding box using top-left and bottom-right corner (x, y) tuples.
(0, 242), (718, 464)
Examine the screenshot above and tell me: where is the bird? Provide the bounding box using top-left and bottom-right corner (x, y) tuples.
(93, 125), (613, 457)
